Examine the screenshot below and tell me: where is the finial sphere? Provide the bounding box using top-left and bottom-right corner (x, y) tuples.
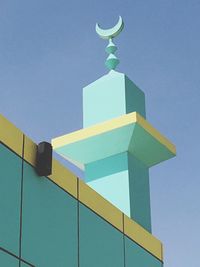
(96, 16), (124, 40)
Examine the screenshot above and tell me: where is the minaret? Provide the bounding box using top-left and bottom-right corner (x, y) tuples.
(52, 17), (176, 232)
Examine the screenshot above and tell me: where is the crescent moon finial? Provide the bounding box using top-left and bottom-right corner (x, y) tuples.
(96, 16), (124, 40)
(95, 16), (124, 71)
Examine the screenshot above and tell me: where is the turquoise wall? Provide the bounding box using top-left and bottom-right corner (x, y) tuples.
(21, 162), (78, 267)
(128, 153), (151, 232)
(83, 71), (146, 127)
(125, 237), (162, 267)
(0, 144), (21, 256)
(0, 143), (163, 267)
(0, 250), (19, 267)
(85, 152), (151, 232)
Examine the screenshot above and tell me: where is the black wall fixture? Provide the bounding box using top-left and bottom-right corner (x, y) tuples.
(36, 142), (52, 176)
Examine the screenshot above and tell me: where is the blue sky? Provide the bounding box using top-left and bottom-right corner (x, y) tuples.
(1, 1), (199, 266)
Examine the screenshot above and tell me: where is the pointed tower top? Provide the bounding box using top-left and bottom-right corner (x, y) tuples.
(96, 16), (124, 71)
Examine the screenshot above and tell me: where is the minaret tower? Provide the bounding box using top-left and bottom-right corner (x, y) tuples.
(52, 17), (176, 232)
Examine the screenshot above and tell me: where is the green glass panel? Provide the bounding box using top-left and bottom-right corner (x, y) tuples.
(79, 203), (124, 267)
(0, 250), (19, 266)
(125, 237), (163, 267)
(21, 162), (78, 267)
(0, 144), (22, 255)
(20, 261), (32, 266)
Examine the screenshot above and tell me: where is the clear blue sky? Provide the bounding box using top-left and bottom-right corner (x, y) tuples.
(1, 1), (199, 266)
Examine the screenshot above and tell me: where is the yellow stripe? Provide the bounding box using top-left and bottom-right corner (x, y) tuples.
(52, 112), (175, 155)
(161, 243), (164, 260)
(79, 179), (163, 260)
(79, 179), (123, 231)
(48, 159), (78, 198)
(124, 215), (163, 260)
(24, 135), (37, 166)
(136, 113), (176, 155)
(24, 135), (78, 198)
(0, 114), (23, 156)
(52, 112), (137, 148)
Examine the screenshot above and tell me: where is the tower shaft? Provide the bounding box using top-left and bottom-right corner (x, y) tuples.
(85, 152), (151, 231)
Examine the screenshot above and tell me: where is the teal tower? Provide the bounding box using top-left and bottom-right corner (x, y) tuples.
(52, 17), (176, 232)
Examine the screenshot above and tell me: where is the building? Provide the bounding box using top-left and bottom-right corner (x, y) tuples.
(0, 17), (176, 267)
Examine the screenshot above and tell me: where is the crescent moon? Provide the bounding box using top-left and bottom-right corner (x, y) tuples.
(96, 16), (124, 40)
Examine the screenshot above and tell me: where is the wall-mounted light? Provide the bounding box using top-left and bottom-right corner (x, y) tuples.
(36, 142), (52, 176)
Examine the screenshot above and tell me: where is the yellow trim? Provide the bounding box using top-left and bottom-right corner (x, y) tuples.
(24, 135), (78, 198)
(24, 135), (37, 166)
(124, 215), (163, 261)
(52, 112), (137, 148)
(136, 113), (176, 155)
(79, 179), (123, 232)
(79, 179), (163, 260)
(52, 112), (176, 155)
(161, 243), (164, 261)
(48, 159), (78, 198)
(0, 114), (24, 157)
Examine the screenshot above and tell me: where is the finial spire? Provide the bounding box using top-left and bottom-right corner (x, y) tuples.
(96, 16), (124, 71)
